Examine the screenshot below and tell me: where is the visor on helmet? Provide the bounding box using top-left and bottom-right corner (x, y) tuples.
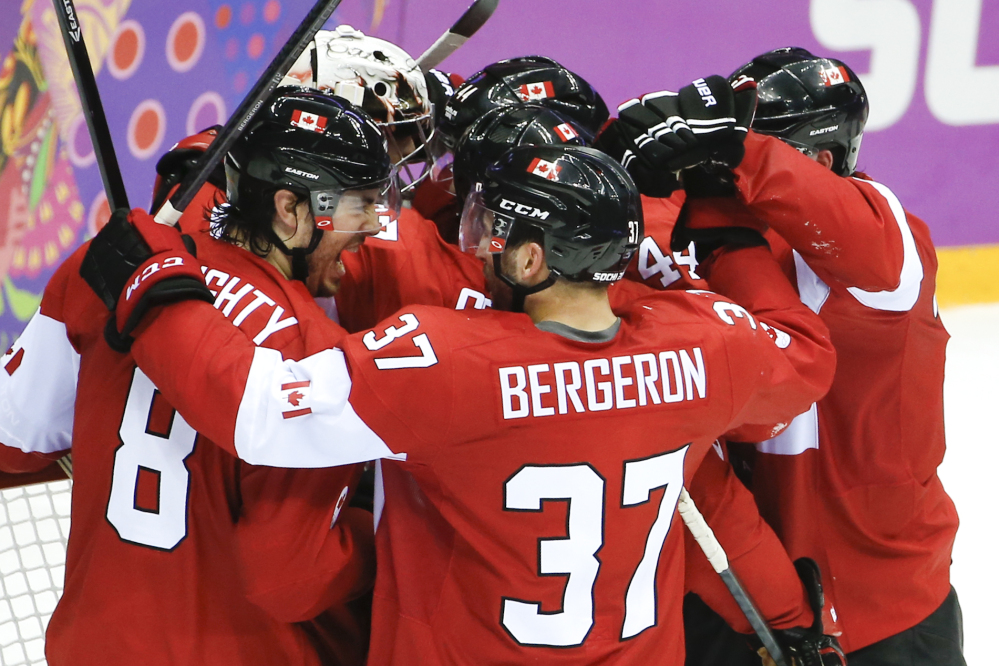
(458, 187), (516, 255)
(310, 169), (401, 234)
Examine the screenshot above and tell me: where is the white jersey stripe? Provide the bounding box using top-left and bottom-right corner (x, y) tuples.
(845, 178), (924, 312)
(234, 346), (404, 468)
(0, 309), (77, 454)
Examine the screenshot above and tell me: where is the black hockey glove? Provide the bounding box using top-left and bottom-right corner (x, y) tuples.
(594, 118), (681, 197)
(670, 196), (769, 260)
(81, 209), (214, 352)
(757, 558), (847, 666)
(615, 75), (757, 181)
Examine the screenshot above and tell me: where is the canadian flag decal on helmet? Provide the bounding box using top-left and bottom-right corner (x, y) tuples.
(527, 157), (561, 181)
(518, 81), (555, 101)
(819, 66), (850, 87)
(291, 109), (328, 133)
(554, 123), (578, 142)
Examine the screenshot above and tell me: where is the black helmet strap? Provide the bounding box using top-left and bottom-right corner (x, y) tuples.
(268, 217), (325, 283)
(493, 253), (557, 313)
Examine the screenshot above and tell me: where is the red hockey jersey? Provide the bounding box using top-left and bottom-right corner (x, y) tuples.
(127, 244), (834, 665)
(335, 206), (491, 333)
(685, 131), (957, 652)
(0, 231), (374, 665)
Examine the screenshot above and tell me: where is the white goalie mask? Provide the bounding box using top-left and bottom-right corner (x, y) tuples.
(282, 25), (438, 194)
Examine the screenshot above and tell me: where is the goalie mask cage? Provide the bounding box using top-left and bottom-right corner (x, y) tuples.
(0, 480), (71, 665)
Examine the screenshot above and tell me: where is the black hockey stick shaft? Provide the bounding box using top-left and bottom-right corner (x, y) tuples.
(52, 0), (129, 211)
(155, 0), (344, 225)
(678, 488), (791, 666)
(415, 0), (500, 70)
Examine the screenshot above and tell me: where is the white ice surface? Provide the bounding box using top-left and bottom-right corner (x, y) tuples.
(938, 301), (999, 665)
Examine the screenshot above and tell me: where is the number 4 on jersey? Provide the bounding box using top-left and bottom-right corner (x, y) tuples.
(637, 237), (701, 287)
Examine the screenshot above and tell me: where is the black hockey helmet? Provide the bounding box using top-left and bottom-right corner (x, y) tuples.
(730, 47), (868, 176)
(438, 56), (609, 149)
(452, 103), (593, 202)
(223, 86), (397, 280)
(460, 144), (642, 287)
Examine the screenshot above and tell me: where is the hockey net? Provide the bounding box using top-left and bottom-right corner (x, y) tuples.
(0, 480), (70, 665)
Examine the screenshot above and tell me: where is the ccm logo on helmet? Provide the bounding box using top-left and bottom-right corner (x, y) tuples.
(285, 166), (320, 180)
(692, 78), (717, 107)
(499, 198), (550, 220)
(593, 271), (625, 282)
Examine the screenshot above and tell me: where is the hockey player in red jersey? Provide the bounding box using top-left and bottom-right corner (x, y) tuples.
(613, 48), (963, 666)
(81, 143), (838, 665)
(0, 89), (396, 665)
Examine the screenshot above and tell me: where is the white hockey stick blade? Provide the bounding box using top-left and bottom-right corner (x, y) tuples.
(416, 0), (500, 70)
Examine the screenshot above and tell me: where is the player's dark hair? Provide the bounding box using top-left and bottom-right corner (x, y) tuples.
(208, 189), (306, 259)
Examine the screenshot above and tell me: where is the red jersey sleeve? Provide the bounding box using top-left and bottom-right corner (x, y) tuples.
(733, 131), (906, 293)
(341, 307), (456, 465)
(684, 445), (812, 633)
(131, 301), (411, 468)
(236, 463), (375, 622)
(701, 245), (836, 431)
(336, 209), (490, 333)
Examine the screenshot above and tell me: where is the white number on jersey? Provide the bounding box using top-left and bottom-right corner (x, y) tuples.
(362, 313), (439, 370)
(637, 238), (702, 287)
(502, 464), (604, 647)
(620, 446), (688, 638)
(106, 369), (197, 551)
(502, 445), (689, 647)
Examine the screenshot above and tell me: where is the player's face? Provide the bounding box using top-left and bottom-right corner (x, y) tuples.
(305, 188), (384, 297)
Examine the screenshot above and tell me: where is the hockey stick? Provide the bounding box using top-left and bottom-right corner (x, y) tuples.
(415, 0), (500, 70)
(677, 487), (791, 666)
(154, 0), (345, 226)
(52, 0), (129, 211)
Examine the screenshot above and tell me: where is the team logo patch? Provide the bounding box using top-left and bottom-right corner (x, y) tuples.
(281, 380), (312, 419)
(554, 122), (578, 142)
(518, 81), (555, 101)
(291, 109), (328, 133)
(819, 66), (850, 87)
(527, 157), (561, 181)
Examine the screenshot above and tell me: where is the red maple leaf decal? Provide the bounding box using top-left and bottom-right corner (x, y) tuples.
(537, 163), (549, 173)
(287, 391), (305, 407)
(531, 85), (543, 95)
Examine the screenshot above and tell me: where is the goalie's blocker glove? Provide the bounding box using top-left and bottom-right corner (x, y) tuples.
(609, 75), (757, 196)
(756, 558), (847, 666)
(80, 208), (214, 352)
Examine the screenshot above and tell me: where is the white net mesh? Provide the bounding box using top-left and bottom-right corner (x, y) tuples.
(0, 482), (71, 666)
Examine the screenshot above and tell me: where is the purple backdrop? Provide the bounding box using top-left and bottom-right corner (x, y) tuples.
(0, 0), (995, 344)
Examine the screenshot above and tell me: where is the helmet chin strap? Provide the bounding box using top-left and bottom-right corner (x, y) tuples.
(493, 254), (557, 313)
(269, 217), (325, 283)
